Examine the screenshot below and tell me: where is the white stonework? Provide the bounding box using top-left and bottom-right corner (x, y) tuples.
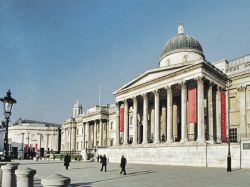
(0, 119), (61, 159)
(61, 24), (250, 168)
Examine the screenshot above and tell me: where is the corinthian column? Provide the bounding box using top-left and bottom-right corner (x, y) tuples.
(197, 77), (205, 143)
(86, 122), (90, 148)
(181, 81), (188, 143)
(132, 97), (138, 145)
(208, 82), (214, 143)
(94, 120), (97, 147)
(154, 90), (160, 144)
(123, 99), (129, 145)
(167, 86), (173, 143)
(99, 120), (103, 147)
(238, 86), (246, 138)
(216, 86), (222, 143)
(114, 103), (120, 146)
(142, 93), (148, 144)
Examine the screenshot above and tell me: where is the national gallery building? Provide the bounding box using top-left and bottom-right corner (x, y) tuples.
(62, 24), (250, 168)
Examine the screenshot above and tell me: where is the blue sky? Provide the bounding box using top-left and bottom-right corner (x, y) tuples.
(0, 0), (249, 124)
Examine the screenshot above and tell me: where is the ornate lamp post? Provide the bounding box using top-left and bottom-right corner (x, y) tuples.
(226, 79), (232, 172)
(0, 90), (16, 161)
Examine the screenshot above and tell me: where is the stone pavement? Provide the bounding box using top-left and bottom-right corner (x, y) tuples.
(16, 160), (250, 187)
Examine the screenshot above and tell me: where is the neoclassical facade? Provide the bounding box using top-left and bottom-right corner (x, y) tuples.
(62, 25), (249, 160)
(61, 101), (116, 153)
(0, 119), (61, 159)
(112, 24), (250, 146)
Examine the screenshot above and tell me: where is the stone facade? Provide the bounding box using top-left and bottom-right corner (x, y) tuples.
(61, 102), (116, 154)
(0, 119), (61, 159)
(61, 24), (249, 167)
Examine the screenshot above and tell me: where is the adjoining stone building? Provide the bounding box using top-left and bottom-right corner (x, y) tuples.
(0, 119), (61, 159)
(61, 101), (116, 155)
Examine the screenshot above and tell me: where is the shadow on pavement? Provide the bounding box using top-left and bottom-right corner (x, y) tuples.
(20, 161), (63, 165)
(70, 170), (157, 186)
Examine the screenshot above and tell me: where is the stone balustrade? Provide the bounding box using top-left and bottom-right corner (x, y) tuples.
(41, 174), (70, 187)
(15, 167), (36, 187)
(1, 163), (19, 187)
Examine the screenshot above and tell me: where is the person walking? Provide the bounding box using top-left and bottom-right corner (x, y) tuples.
(99, 155), (103, 163)
(100, 154), (107, 172)
(120, 155), (127, 175)
(64, 153), (71, 170)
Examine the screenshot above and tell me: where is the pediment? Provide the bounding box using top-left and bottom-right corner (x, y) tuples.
(114, 64), (189, 94)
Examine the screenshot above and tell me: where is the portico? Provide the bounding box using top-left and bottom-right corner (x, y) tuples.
(113, 24), (228, 146)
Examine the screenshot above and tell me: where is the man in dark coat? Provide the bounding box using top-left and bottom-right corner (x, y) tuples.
(99, 155), (103, 163)
(120, 155), (127, 175)
(100, 154), (107, 172)
(64, 153), (71, 170)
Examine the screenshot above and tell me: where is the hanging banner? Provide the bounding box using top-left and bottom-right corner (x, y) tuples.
(24, 144), (28, 152)
(221, 91), (226, 143)
(188, 88), (197, 123)
(120, 106), (124, 132)
(35, 144), (38, 152)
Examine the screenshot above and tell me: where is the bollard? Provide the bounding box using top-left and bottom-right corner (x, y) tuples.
(1, 164), (18, 187)
(15, 167), (36, 187)
(41, 174), (70, 187)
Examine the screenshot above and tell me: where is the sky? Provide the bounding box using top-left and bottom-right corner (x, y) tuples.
(0, 0), (249, 124)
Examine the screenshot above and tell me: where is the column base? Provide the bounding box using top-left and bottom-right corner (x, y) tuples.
(180, 138), (188, 143)
(153, 141), (160, 144)
(208, 140), (215, 144)
(142, 141), (148, 145)
(166, 139), (173, 143)
(196, 138), (205, 144)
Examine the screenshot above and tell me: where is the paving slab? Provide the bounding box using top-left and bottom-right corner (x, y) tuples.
(16, 160), (250, 187)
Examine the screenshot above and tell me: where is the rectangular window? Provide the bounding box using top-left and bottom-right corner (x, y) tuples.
(229, 128), (237, 142)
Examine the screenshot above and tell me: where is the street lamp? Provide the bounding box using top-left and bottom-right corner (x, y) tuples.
(226, 78), (232, 172)
(0, 90), (16, 161)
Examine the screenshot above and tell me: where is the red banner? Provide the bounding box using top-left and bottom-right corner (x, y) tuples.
(120, 106), (124, 132)
(35, 144), (38, 152)
(188, 88), (197, 123)
(221, 91), (226, 143)
(24, 144), (29, 152)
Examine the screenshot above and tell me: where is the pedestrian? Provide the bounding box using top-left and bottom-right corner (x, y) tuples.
(100, 154), (107, 172)
(36, 154), (39, 162)
(120, 155), (127, 175)
(99, 155), (103, 163)
(97, 154), (100, 162)
(64, 153), (71, 170)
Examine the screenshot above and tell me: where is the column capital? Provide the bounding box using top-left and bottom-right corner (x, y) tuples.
(216, 85), (223, 92)
(208, 80), (215, 88)
(132, 96), (138, 103)
(180, 81), (187, 89)
(142, 92), (148, 99)
(238, 86), (246, 92)
(153, 89), (159, 95)
(166, 85), (172, 94)
(196, 76), (205, 84)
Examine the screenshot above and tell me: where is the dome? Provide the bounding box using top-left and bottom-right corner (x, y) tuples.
(160, 24), (204, 60)
(74, 100), (82, 108)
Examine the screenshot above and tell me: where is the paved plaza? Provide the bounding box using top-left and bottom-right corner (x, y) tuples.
(15, 160), (250, 187)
